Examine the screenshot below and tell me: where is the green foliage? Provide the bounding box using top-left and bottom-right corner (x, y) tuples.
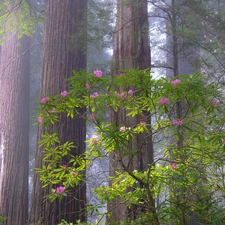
(58, 219), (95, 225)
(0, 1), (36, 44)
(86, 0), (114, 49)
(0, 215), (7, 225)
(37, 69), (225, 224)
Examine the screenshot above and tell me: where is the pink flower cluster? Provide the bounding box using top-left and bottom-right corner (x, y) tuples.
(91, 136), (99, 144)
(90, 92), (99, 98)
(49, 108), (56, 113)
(56, 186), (65, 194)
(159, 98), (169, 105)
(117, 90), (133, 98)
(94, 70), (102, 77)
(38, 116), (44, 124)
(170, 162), (177, 170)
(61, 90), (68, 97)
(118, 72), (126, 76)
(139, 121), (146, 127)
(172, 119), (183, 126)
(171, 79), (181, 86)
(222, 138), (225, 145)
(210, 99), (219, 107)
(85, 84), (91, 89)
(118, 93), (127, 99)
(120, 126), (131, 132)
(120, 126), (127, 132)
(128, 89), (133, 96)
(41, 97), (49, 103)
(90, 113), (97, 120)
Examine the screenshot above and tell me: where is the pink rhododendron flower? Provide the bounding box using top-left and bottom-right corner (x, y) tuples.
(170, 162), (177, 170)
(38, 116), (44, 124)
(90, 92), (99, 98)
(118, 93), (127, 99)
(128, 89), (133, 96)
(85, 84), (91, 89)
(171, 79), (181, 86)
(120, 126), (126, 132)
(172, 119), (183, 126)
(62, 163), (67, 167)
(41, 97), (49, 103)
(140, 121), (146, 127)
(118, 72), (126, 76)
(94, 70), (103, 77)
(222, 138), (225, 145)
(159, 98), (169, 105)
(61, 90), (68, 97)
(90, 113), (97, 120)
(210, 99), (219, 107)
(91, 136), (99, 144)
(56, 186), (65, 194)
(120, 126), (131, 132)
(49, 108), (56, 113)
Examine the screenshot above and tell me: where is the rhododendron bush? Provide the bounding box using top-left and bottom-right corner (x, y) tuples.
(37, 69), (225, 224)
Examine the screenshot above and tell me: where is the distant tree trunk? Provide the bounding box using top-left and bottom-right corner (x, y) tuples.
(166, 0), (200, 79)
(166, 1), (202, 225)
(108, 0), (154, 222)
(29, 1), (87, 224)
(0, 34), (30, 225)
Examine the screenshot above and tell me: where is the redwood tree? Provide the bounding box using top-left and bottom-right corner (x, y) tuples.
(29, 1), (87, 224)
(108, 0), (154, 223)
(0, 34), (30, 225)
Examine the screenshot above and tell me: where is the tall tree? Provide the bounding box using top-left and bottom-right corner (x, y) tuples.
(108, 0), (155, 223)
(166, 0), (200, 79)
(165, 1), (209, 225)
(29, 1), (87, 224)
(0, 24), (30, 225)
(165, 0), (201, 151)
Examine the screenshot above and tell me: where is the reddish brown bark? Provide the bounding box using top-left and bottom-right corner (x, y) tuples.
(0, 34), (30, 225)
(108, 0), (154, 222)
(29, 1), (87, 224)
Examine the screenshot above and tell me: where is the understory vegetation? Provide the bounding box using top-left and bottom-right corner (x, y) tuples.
(37, 69), (225, 224)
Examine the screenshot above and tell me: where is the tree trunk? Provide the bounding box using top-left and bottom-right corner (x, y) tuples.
(29, 1), (87, 224)
(166, 1), (202, 225)
(108, 0), (154, 223)
(0, 34), (30, 225)
(166, 0), (200, 79)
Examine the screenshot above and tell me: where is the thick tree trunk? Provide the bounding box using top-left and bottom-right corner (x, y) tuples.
(108, 0), (154, 223)
(29, 1), (87, 224)
(0, 34), (30, 225)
